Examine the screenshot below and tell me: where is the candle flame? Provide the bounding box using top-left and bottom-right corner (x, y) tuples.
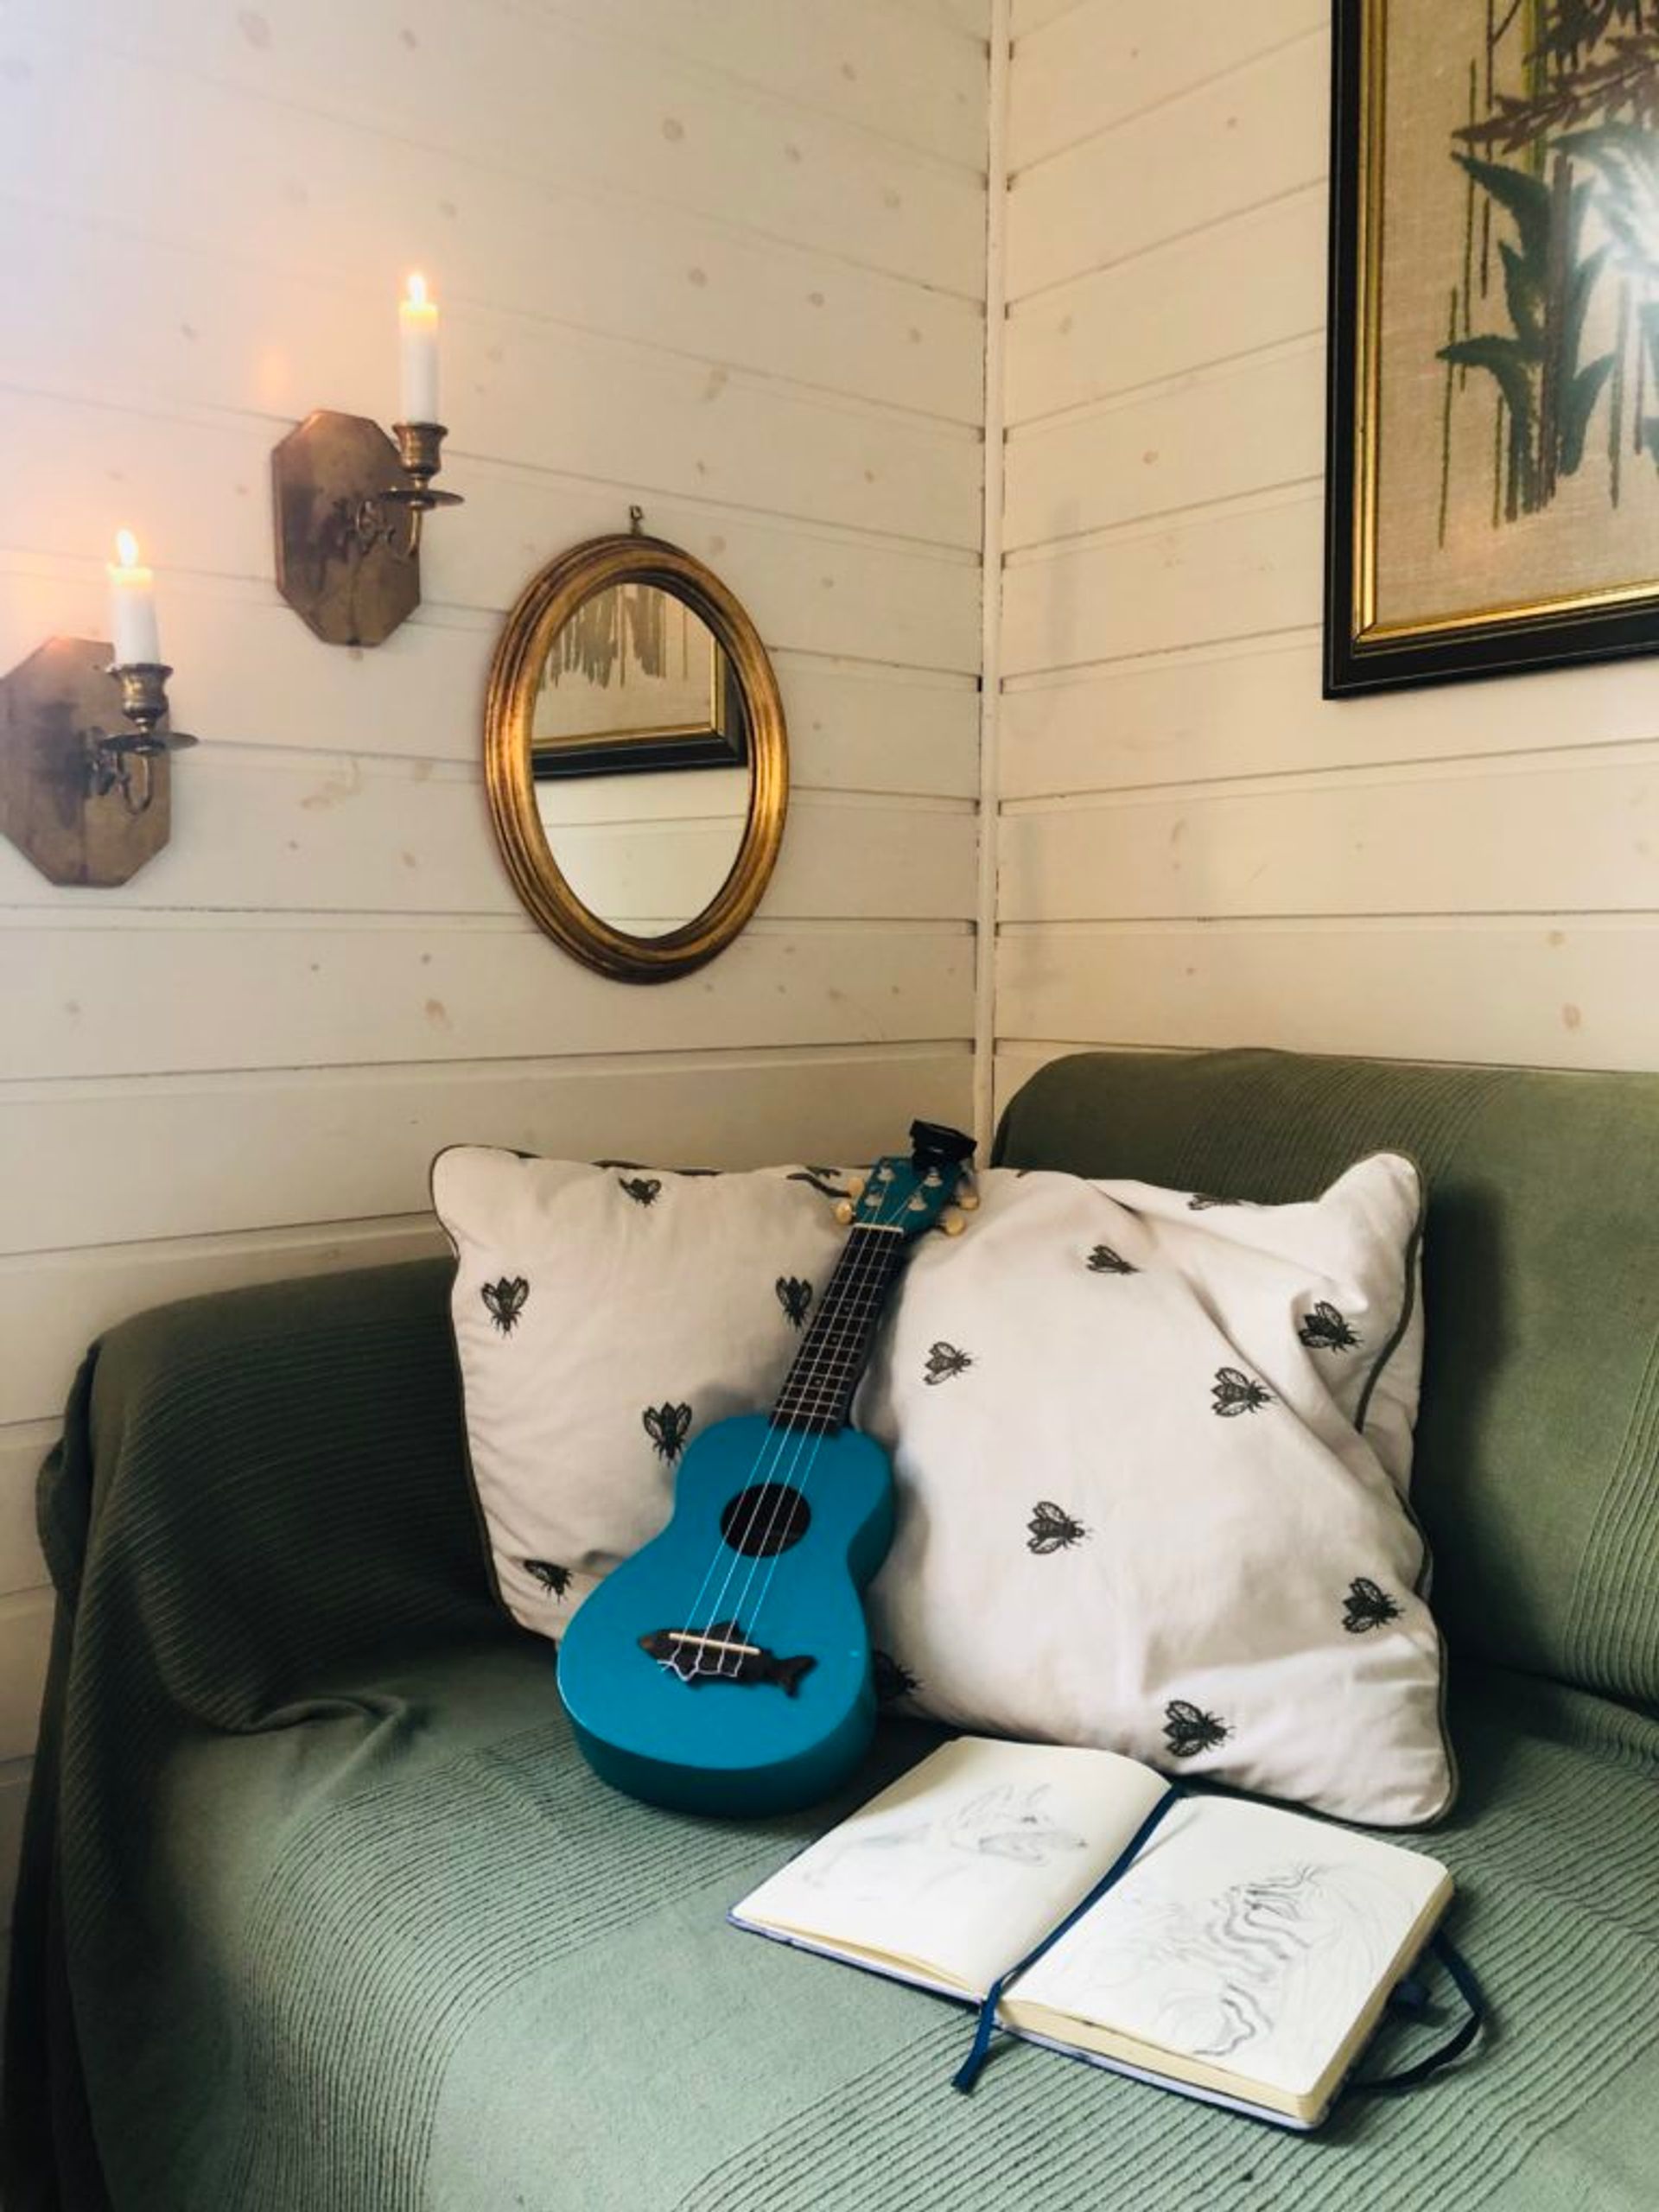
(405, 270), (429, 308)
(114, 528), (140, 569)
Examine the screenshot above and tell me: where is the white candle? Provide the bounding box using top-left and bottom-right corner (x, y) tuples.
(398, 270), (441, 423)
(107, 529), (161, 667)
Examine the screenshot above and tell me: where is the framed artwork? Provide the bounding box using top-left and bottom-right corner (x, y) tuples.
(1326, 1), (1659, 695)
(531, 580), (748, 779)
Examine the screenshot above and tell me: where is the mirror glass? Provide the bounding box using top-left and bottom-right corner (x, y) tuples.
(529, 581), (752, 938)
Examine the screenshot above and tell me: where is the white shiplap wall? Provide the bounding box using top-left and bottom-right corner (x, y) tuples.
(0, 0), (991, 1920)
(995, 0), (1659, 1117)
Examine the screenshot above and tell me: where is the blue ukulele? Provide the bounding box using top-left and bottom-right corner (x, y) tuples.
(557, 1122), (976, 1817)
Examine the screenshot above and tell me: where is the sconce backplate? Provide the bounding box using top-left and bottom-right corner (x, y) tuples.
(0, 637), (174, 887)
(272, 409), (423, 648)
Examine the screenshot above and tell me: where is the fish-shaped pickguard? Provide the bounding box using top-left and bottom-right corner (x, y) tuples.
(639, 1620), (817, 1696)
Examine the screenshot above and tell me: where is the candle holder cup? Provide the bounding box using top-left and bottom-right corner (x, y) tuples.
(0, 639), (197, 885)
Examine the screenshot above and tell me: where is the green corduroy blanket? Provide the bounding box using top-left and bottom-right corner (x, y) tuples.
(6, 1047), (1659, 2208)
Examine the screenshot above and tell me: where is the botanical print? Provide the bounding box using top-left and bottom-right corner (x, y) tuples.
(1026, 1501), (1088, 1554)
(1376, 0), (1659, 626)
(776, 1275), (814, 1329)
(480, 1276), (529, 1334)
(524, 1559), (571, 1599)
(617, 1175), (662, 1207)
(533, 583), (722, 746)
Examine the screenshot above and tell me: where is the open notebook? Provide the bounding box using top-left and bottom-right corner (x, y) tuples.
(731, 1737), (1452, 2128)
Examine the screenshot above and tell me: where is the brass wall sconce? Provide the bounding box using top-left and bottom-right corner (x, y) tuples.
(271, 274), (463, 649)
(0, 635), (197, 888)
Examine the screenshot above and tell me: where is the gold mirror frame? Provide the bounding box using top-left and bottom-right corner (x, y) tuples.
(484, 532), (787, 982)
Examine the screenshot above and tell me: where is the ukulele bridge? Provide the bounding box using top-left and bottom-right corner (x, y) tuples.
(639, 1621), (817, 1696)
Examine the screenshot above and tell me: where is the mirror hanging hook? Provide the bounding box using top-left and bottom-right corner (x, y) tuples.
(628, 504), (645, 536)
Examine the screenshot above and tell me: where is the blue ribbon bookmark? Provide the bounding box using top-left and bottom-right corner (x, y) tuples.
(952, 1783), (1183, 2094)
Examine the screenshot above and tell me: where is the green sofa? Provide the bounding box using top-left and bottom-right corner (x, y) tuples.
(6, 1048), (1657, 2210)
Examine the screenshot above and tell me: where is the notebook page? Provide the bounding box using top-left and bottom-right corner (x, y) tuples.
(1010, 1796), (1448, 2102)
(734, 1737), (1170, 1996)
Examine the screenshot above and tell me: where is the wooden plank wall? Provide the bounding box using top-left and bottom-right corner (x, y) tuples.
(995, 0), (1659, 1120)
(0, 0), (991, 1925)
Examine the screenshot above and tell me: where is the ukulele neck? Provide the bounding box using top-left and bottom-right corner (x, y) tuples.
(770, 1223), (912, 1436)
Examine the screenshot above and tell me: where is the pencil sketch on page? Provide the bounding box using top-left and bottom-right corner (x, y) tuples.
(1031, 1853), (1403, 2069)
(800, 1783), (1090, 1911)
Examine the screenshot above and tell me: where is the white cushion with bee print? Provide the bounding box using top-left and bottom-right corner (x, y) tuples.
(432, 1147), (854, 1638)
(856, 1154), (1451, 1827)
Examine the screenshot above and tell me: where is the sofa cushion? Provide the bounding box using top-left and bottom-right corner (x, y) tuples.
(856, 1158), (1449, 1826)
(430, 1147), (851, 1634)
(995, 1049), (1659, 1709)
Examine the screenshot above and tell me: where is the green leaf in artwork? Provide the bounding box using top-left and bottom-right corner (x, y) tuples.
(1453, 153), (1552, 272)
(1498, 239), (1543, 352)
(1562, 354), (1616, 476)
(1440, 334), (1537, 432)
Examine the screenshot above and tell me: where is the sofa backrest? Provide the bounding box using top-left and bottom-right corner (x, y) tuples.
(995, 1047), (1659, 1708)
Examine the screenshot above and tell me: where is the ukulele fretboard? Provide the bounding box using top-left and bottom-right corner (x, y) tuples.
(771, 1222), (912, 1435)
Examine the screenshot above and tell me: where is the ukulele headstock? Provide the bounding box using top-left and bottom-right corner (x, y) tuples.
(835, 1120), (976, 1239)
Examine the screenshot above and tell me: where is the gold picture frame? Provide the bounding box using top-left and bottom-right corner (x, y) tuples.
(484, 532), (787, 983)
(1327, 0), (1659, 693)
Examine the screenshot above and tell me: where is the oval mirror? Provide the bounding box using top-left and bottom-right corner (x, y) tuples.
(485, 531), (787, 981)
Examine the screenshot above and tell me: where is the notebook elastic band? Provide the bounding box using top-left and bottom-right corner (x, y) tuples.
(1348, 1929), (1486, 2099)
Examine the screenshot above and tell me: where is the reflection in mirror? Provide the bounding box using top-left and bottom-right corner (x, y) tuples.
(484, 529), (786, 982)
(531, 582), (753, 938)
(535, 766), (750, 935)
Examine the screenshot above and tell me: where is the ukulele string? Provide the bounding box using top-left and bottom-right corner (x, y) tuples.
(711, 1173), (915, 1673)
(704, 1198), (901, 1675)
(688, 1186), (901, 1676)
(662, 1172), (900, 1680)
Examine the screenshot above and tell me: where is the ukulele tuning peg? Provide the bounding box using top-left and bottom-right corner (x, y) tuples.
(834, 1199), (856, 1225)
(955, 1179), (980, 1211)
(847, 1175), (868, 1200)
(940, 1209), (967, 1236)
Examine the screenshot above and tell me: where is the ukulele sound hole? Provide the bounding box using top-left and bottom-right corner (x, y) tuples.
(721, 1483), (811, 1558)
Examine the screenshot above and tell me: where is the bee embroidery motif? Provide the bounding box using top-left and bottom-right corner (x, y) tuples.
(618, 1176), (662, 1207)
(872, 1649), (920, 1705)
(1027, 1501), (1087, 1554)
(524, 1560), (571, 1599)
(925, 1341), (973, 1385)
(1299, 1301), (1362, 1353)
(480, 1276), (529, 1334)
(788, 1167), (853, 1200)
(776, 1276), (814, 1329)
(1211, 1366), (1274, 1417)
(1187, 1192), (1239, 1211)
(1086, 1243), (1139, 1275)
(1342, 1577), (1402, 1634)
(642, 1402), (692, 1463)
(1163, 1700), (1230, 1758)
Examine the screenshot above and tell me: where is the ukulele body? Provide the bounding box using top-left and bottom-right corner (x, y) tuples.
(556, 1413), (894, 1817)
